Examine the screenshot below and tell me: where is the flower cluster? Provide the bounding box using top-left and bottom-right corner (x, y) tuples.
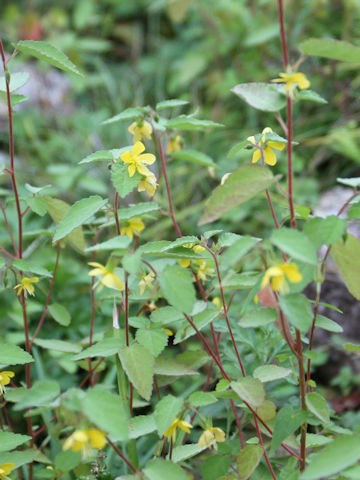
(63, 428), (106, 456)
(121, 217), (145, 240)
(0, 371), (15, 395)
(120, 141), (157, 197)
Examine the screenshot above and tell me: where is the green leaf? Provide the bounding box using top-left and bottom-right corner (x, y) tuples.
(48, 303), (71, 327)
(171, 444), (206, 463)
(116, 202), (160, 221)
(315, 315), (343, 333)
(304, 216), (346, 249)
(231, 83), (286, 112)
(237, 445), (263, 480)
(0, 432), (32, 452)
(0, 72), (29, 92)
(54, 450), (82, 472)
(231, 377), (265, 408)
(270, 228), (317, 265)
(170, 149), (216, 168)
(337, 177), (360, 188)
(166, 117), (224, 131)
(199, 165), (279, 225)
(300, 38), (360, 63)
(34, 338), (81, 353)
(12, 259), (52, 278)
(221, 236), (260, 270)
(270, 406), (307, 456)
(118, 344), (154, 401)
(331, 234), (360, 300)
(298, 434), (332, 448)
(154, 357), (198, 376)
(305, 392), (330, 424)
(253, 365), (292, 383)
(158, 264), (196, 314)
(201, 455), (230, 480)
(123, 251), (142, 274)
(154, 395), (184, 436)
(73, 336), (125, 360)
(79, 149), (114, 164)
(0, 450), (38, 468)
(156, 99), (189, 110)
(16, 40), (83, 76)
(0, 343), (33, 366)
(27, 197), (47, 216)
(111, 162), (143, 199)
(189, 391), (217, 407)
(144, 459), (188, 480)
(227, 140), (249, 159)
(278, 294), (313, 333)
(101, 107), (146, 125)
(298, 89), (327, 104)
(344, 343), (360, 352)
(129, 415), (157, 439)
(85, 235), (131, 252)
(239, 308), (277, 328)
(151, 306), (184, 325)
(14, 380), (60, 410)
(45, 196), (85, 252)
(174, 307), (219, 344)
(161, 236), (199, 251)
(83, 386), (128, 441)
(300, 435), (360, 480)
(53, 196), (107, 242)
(136, 328), (168, 357)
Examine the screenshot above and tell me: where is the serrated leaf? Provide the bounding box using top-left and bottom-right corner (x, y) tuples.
(231, 377), (265, 408)
(129, 415), (157, 439)
(0, 432), (32, 452)
(239, 307), (277, 328)
(306, 392), (330, 424)
(161, 236), (199, 251)
(45, 196), (85, 252)
(0, 72), (29, 92)
(221, 236), (260, 270)
(253, 365), (292, 383)
(158, 264), (196, 314)
(304, 216), (346, 249)
(237, 445), (263, 480)
(156, 99), (189, 110)
(0, 344), (33, 366)
(26, 197), (47, 216)
(101, 107), (146, 125)
(298, 89), (327, 104)
(73, 336), (126, 360)
(136, 328), (168, 357)
(231, 82), (286, 112)
(48, 303), (71, 327)
(154, 357), (198, 376)
(13, 380), (60, 410)
(270, 406), (307, 456)
(278, 294), (313, 333)
(300, 38), (360, 63)
(300, 435), (360, 480)
(201, 455), (230, 480)
(54, 450), (81, 472)
(16, 40), (83, 76)
(118, 344), (154, 401)
(170, 149), (216, 168)
(0, 450), (38, 469)
(111, 162), (143, 199)
(144, 459), (188, 480)
(271, 228), (317, 265)
(83, 386), (128, 441)
(166, 117), (224, 131)
(117, 202), (160, 221)
(331, 234), (360, 300)
(150, 306), (184, 325)
(79, 150), (114, 164)
(189, 391), (217, 407)
(199, 165), (279, 225)
(53, 196), (107, 242)
(154, 395), (184, 436)
(171, 444), (206, 463)
(33, 338), (81, 353)
(12, 259), (52, 277)
(85, 235), (131, 252)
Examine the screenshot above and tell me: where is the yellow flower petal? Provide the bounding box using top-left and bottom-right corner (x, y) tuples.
(251, 148), (261, 164)
(132, 141), (146, 156)
(263, 146), (277, 166)
(138, 153), (156, 165)
(268, 141), (286, 151)
(86, 429), (106, 449)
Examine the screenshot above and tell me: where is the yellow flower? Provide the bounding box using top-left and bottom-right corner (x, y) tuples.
(166, 135), (182, 154)
(88, 262), (124, 291)
(272, 72), (310, 92)
(179, 258), (191, 268)
(139, 272), (155, 295)
(247, 127), (285, 166)
(196, 260), (215, 282)
(261, 263), (302, 294)
(0, 463), (15, 480)
(120, 141), (156, 177)
(63, 428), (106, 454)
(128, 121), (152, 142)
(14, 277), (39, 297)
(121, 217), (145, 240)
(0, 371), (15, 395)
(212, 297), (222, 310)
(164, 418), (193, 442)
(198, 427), (226, 450)
(138, 172), (157, 196)
(179, 244), (205, 268)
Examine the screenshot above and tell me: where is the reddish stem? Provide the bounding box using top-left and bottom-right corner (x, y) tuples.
(0, 202), (18, 256)
(278, 0), (289, 67)
(254, 416), (278, 480)
(106, 437), (139, 473)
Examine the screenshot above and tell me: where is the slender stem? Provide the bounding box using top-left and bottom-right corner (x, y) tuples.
(0, 202), (18, 256)
(278, 0), (289, 67)
(30, 244), (61, 348)
(0, 246), (16, 259)
(230, 399), (245, 448)
(106, 437), (139, 474)
(296, 330), (307, 471)
(265, 189), (280, 229)
(254, 416), (278, 480)
(307, 285), (321, 393)
(286, 97), (296, 229)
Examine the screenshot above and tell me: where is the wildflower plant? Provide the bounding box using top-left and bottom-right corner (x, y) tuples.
(0, 3), (360, 480)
